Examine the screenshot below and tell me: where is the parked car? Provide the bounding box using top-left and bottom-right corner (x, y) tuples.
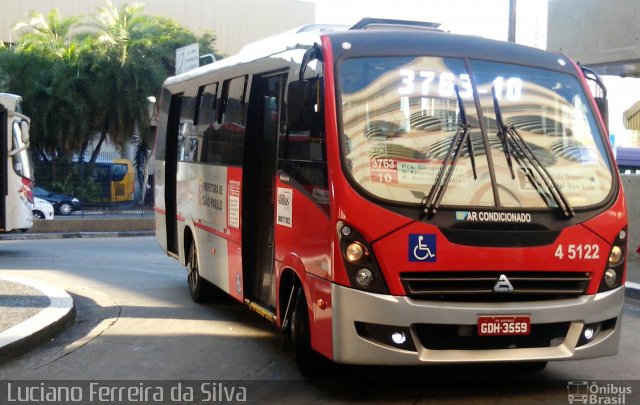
(33, 186), (82, 216)
(33, 197), (54, 220)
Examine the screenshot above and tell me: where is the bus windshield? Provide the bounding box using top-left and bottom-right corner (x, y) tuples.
(338, 56), (613, 209)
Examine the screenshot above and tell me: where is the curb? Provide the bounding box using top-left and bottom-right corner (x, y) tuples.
(0, 230), (154, 241)
(626, 281), (640, 301)
(0, 275), (75, 363)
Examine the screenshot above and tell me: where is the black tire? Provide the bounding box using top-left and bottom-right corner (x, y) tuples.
(187, 239), (215, 302)
(58, 202), (73, 216)
(291, 288), (331, 376)
(33, 210), (45, 219)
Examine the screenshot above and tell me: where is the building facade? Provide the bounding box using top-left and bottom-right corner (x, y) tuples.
(547, 0), (640, 132)
(547, 0), (640, 77)
(1, 0), (315, 56)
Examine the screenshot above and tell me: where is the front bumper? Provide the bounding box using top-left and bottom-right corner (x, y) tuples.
(331, 283), (624, 365)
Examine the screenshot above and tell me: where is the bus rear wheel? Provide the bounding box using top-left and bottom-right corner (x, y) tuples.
(187, 240), (214, 303)
(291, 288), (331, 376)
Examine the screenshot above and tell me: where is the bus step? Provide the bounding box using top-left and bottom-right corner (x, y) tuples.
(244, 299), (276, 323)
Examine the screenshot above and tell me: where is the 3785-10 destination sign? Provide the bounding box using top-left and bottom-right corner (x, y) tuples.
(398, 70), (523, 101)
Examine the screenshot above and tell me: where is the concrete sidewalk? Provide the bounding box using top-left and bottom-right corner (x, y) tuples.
(0, 275), (74, 362)
(0, 216), (154, 241)
(625, 258), (640, 300)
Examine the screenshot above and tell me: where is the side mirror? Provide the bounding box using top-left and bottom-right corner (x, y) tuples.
(21, 120), (30, 144)
(581, 66), (608, 130)
(594, 97), (608, 130)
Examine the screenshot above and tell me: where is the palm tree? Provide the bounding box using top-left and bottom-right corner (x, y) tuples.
(13, 9), (80, 61)
(78, 1), (160, 165)
(5, 9), (90, 161)
(91, 0), (151, 66)
(3, 1), (222, 203)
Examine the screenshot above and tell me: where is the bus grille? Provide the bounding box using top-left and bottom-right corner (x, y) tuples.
(400, 271), (591, 301)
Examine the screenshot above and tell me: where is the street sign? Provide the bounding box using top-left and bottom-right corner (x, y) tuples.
(175, 43), (200, 75)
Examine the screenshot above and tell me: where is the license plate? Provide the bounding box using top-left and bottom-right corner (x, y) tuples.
(477, 315), (531, 336)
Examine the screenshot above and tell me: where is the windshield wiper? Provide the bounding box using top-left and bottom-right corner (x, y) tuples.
(491, 88), (575, 218)
(492, 87), (515, 179)
(422, 85), (477, 218)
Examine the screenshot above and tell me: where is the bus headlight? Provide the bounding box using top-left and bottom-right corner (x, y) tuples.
(346, 243), (365, 262)
(608, 246), (623, 266)
(355, 268), (374, 287)
(337, 221), (388, 294)
(604, 269), (618, 288)
(598, 227), (626, 293)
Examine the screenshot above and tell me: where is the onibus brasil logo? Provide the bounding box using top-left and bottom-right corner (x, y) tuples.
(567, 381), (632, 404)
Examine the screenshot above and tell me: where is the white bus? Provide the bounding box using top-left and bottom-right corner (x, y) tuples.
(0, 93), (34, 232)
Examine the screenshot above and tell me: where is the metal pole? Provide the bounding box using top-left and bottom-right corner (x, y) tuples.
(508, 0), (517, 43)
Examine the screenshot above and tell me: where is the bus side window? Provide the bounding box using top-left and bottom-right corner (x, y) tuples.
(280, 78), (329, 208)
(195, 83), (218, 126)
(202, 76), (247, 166)
(179, 136), (199, 162)
(179, 94), (197, 126)
(178, 120), (196, 161)
(177, 91), (197, 162)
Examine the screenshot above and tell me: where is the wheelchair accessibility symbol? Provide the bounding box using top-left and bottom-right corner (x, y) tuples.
(409, 234), (436, 262)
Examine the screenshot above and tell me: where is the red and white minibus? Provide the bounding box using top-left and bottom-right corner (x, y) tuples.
(1, 93), (33, 233)
(155, 19), (627, 374)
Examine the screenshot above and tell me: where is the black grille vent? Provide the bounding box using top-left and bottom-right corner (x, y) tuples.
(415, 322), (571, 350)
(400, 271), (591, 301)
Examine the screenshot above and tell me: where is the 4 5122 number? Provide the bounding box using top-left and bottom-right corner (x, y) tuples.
(554, 244), (600, 260)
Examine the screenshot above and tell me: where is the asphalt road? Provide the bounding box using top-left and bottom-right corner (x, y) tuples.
(0, 237), (639, 404)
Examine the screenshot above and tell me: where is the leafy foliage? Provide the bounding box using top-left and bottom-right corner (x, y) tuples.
(0, 0), (221, 204)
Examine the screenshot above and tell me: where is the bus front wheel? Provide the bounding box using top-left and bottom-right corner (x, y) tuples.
(291, 288), (331, 376)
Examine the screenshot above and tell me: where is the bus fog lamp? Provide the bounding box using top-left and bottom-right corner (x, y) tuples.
(391, 331), (406, 345)
(619, 230), (626, 240)
(346, 243), (364, 262)
(355, 268), (374, 287)
(583, 327), (595, 341)
(608, 246), (623, 265)
(604, 269), (618, 288)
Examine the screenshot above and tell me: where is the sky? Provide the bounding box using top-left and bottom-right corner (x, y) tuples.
(312, 0), (547, 48)
(311, 0), (640, 145)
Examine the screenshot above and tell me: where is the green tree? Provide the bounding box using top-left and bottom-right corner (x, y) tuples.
(13, 8), (80, 61)
(1, 0), (222, 203)
(82, 1), (163, 164)
(3, 9), (89, 160)
(143, 16), (223, 77)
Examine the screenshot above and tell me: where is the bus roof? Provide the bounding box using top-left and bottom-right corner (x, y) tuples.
(164, 18), (575, 87)
(327, 29), (574, 74)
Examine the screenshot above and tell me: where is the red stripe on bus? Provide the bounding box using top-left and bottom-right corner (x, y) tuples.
(154, 207), (166, 215)
(194, 221), (227, 239)
(176, 215), (185, 222)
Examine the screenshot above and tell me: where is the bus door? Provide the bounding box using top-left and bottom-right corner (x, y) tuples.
(242, 73), (287, 309)
(0, 105), (6, 231)
(165, 94), (182, 256)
